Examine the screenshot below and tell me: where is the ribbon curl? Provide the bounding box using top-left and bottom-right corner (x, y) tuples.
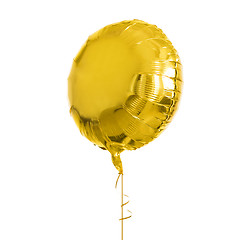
(115, 173), (132, 221)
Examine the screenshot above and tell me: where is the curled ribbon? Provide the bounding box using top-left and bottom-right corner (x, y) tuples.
(115, 173), (132, 221)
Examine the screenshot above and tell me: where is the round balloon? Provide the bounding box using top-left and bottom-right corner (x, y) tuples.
(68, 19), (182, 173)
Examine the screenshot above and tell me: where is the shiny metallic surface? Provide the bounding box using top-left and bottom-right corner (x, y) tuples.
(68, 19), (182, 172)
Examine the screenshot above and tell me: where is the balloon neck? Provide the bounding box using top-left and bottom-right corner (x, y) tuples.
(111, 152), (123, 174)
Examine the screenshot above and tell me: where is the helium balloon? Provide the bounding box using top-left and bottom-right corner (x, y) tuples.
(68, 19), (182, 173)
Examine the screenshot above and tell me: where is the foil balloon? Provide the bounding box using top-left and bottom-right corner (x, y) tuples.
(68, 19), (182, 173)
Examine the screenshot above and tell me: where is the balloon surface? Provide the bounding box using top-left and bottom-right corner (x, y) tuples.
(68, 19), (182, 172)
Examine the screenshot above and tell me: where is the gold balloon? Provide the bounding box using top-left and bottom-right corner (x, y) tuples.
(68, 19), (182, 173)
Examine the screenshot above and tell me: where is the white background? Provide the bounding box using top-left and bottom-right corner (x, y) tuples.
(0, 0), (240, 239)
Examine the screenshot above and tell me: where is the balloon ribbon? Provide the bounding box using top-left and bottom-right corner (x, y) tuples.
(115, 173), (132, 240)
